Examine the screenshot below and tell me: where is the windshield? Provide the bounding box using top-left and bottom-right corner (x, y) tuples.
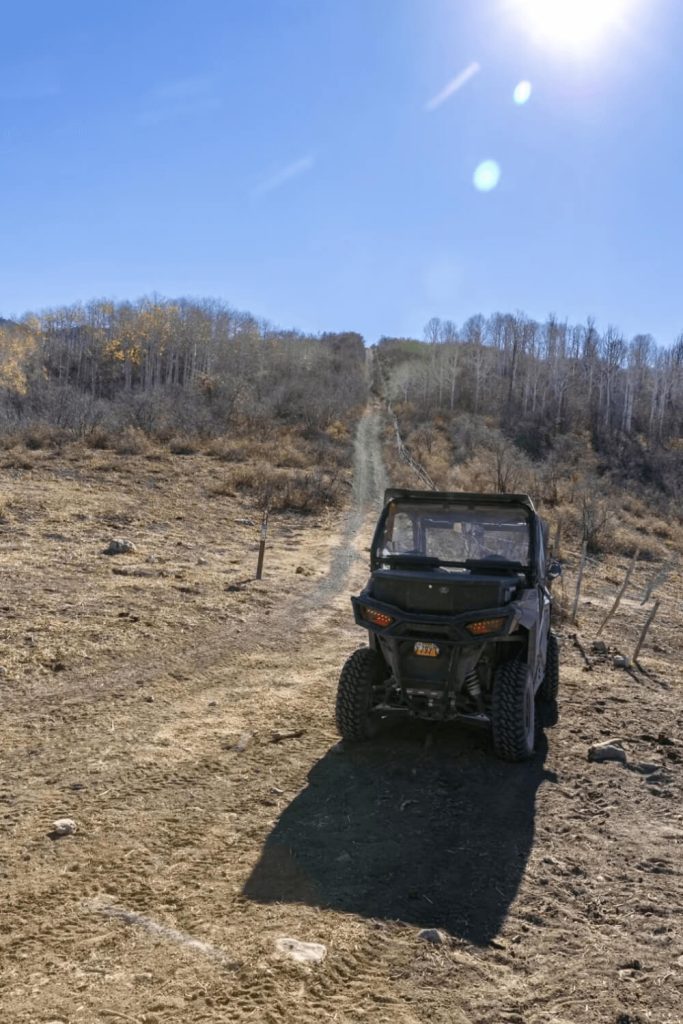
(377, 502), (531, 567)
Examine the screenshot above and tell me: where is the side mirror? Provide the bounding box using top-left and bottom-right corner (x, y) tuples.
(547, 560), (562, 582)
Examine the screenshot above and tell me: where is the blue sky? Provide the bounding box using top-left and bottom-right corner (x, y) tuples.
(2, 0), (681, 344)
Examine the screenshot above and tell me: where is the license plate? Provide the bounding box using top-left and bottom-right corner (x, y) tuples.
(414, 642), (439, 657)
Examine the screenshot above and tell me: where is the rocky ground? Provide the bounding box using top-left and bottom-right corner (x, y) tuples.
(0, 411), (681, 1023)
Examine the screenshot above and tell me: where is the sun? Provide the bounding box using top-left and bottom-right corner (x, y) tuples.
(513, 0), (633, 51)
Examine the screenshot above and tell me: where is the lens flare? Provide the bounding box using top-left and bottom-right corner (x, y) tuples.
(513, 80), (532, 105)
(514, 0), (635, 51)
(473, 160), (501, 192)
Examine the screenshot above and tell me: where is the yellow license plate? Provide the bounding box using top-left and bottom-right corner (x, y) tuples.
(414, 642), (440, 657)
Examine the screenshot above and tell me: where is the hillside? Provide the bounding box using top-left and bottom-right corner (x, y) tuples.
(0, 301), (682, 1023)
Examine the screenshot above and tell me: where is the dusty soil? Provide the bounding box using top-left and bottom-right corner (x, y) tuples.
(0, 409), (682, 1024)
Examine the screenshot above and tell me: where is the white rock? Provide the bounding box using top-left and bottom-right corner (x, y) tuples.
(275, 937), (327, 964)
(52, 818), (77, 836)
(588, 740), (627, 764)
(613, 654), (632, 668)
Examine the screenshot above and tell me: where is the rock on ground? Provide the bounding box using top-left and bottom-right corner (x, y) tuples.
(588, 740), (627, 764)
(274, 937), (327, 964)
(418, 928), (448, 945)
(51, 818), (77, 837)
(104, 538), (137, 556)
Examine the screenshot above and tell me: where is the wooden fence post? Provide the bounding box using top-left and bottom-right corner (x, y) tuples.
(571, 541), (588, 625)
(255, 507), (269, 580)
(552, 519), (563, 559)
(632, 600), (661, 664)
(596, 549), (639, 637)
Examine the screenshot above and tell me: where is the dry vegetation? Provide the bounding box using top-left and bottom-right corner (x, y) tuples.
(0, 427), (682, 1024)
(0, 300), (682, 1022)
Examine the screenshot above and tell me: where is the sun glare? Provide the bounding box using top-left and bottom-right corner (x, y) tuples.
(515, 0), (633, 51)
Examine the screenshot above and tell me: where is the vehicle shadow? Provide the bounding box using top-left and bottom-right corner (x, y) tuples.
(243, 723), (555, 946)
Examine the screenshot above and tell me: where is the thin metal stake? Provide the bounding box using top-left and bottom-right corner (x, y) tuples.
(571, 541), (588, 625)
(255, 507), (269, 580)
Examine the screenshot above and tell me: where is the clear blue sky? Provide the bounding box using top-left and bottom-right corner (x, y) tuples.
(2, 0), (681, 345)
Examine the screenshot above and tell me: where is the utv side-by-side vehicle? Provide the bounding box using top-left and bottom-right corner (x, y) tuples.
(336, 489), (561, 762)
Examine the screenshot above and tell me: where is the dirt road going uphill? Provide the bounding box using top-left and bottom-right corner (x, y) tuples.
(0, 411), (682, 1024)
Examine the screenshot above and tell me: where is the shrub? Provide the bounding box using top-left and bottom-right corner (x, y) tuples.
(113, 427), (151, 456)
(169, 435), (200, 456)
(212, 463), (344, 513)
(85, 426), (112, 450)
(23, 424), (66, 450)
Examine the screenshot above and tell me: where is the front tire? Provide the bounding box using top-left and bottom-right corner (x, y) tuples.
(491, 656), (536, 762)
(336, 647), (385, 742)
(539, 630), (560, 703)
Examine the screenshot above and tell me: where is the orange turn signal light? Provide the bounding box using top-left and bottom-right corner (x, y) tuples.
(466, 617), (506, 637)
(361, 607), (394, 628)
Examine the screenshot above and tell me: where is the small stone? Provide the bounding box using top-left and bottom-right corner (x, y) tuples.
(233, 732), (252, 752)
(0, 666), (7, 676)
(52, 818), (77, 837)
(613, 655), (632, 669)
(634, 763), (661, 775)
(235, 517), (254, 526)
(104, 537), (137, 556)
(418, 928), (448, 945)
(591, 640), (608, 655)
(588, 740), (627, 764)
(275, 937), (327, 964)
(295, 566), (305, 574)
(197, 557), (208, 565)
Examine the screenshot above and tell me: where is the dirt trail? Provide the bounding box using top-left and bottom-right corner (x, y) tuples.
(311, 404), (387, 602)
(1, 413), (682, 1024)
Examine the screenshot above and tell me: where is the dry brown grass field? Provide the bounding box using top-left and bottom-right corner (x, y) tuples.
(1, 408), (681, 1024)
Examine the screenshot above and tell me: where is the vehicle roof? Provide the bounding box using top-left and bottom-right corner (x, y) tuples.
(383, 488), (537, 514)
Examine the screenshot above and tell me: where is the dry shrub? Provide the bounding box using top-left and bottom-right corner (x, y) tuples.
(168, 435), (200, 456)
(3, 451), (33, 470)
(84, 427), (112, 450)
(0, 497), (10, 522)
(205, 438), (248, 462)
(23, 424), (65, 450)
(326, 420), (350, 441)
(604, 524), (668, 562)
(113, 427), (151, 456)
(213, 463), (343, 513)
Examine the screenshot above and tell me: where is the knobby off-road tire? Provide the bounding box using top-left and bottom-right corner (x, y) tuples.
(491, 656), (536, 762)
(539, 630), (560, 703)
(336, 647), (385, 742)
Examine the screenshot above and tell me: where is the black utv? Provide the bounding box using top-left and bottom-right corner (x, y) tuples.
(336, 489), (561, 762)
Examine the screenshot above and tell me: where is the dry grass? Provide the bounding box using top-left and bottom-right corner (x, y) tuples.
(113, 426), (153, 456)
(0, 425), (682, 1024)
(213, 462), (346, 513)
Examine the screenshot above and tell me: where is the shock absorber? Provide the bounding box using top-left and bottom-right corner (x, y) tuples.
(464, 669), (484, 711)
